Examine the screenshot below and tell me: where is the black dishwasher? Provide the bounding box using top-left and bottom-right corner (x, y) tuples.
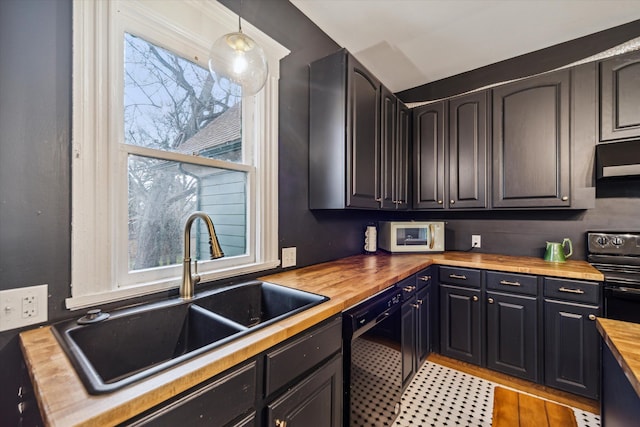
(343, 286), (403, 427)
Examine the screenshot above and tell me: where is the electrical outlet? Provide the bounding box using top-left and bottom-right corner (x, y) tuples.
(22, 295), (37, 318)
(0, 284), (48, 332)
(282, 247), (297, 268)
(472, 235), (481, 248)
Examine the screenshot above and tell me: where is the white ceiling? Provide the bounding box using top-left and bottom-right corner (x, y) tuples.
(290, 0), (640, 92)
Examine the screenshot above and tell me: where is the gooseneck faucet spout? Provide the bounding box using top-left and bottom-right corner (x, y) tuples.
(180, 211), (224, 300)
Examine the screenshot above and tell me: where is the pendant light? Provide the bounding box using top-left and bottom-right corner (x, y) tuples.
(208, 15), (268, 97)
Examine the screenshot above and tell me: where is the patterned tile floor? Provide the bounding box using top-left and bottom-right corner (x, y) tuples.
(392, 361), (601, 427)
(349, 338), (403, 426)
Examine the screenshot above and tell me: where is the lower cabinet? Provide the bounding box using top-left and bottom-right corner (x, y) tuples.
(544, 299), (600, 399)
(486, 291), (538, 382)
(124, 315), (342, 427)
(439, 283), (482, 365)
(543, 277), (601, 400)
(437, 268), (602, 400)
(266, 354), (342, 427)
(439, 268), (543, 382)
(401, 268), (433, 388)
(124, 362), (258, 426)
(401, 300), (417, 388)
(415, 283), (433, 366)
(265, 316), (343, 426)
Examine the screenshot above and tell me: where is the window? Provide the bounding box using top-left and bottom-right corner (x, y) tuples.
(69, 1), (288, 309)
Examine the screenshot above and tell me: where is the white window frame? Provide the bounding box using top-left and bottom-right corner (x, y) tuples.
(68, 0), (288, 310)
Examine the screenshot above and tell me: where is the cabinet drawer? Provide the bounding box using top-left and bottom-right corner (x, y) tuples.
(544, 277), (601, 304)
(398, 275), (416, 301)
(126, 362), (257, 426)
(415, 267), (433, 290)
(486, 271), (538, 296)
(439, 267), (481, 288)
(265, 316), (342, 397)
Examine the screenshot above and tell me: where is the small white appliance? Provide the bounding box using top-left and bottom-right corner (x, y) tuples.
(364, 225), (377, 253)
(378, 221), (445, 253)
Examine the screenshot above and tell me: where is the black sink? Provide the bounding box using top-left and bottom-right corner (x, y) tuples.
(194, 281), (328, 327)
(53, 301), (247, 394)
(53, 281), (327, 394)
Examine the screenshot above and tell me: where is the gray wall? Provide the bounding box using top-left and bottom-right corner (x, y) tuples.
(1, 0), (640, 423)
(228, 0), (640, 265)
(405, 191), (640, 260)
(0, 0), (71, 423)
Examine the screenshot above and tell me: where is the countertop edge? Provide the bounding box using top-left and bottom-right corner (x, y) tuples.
(426, 252), (603, 281)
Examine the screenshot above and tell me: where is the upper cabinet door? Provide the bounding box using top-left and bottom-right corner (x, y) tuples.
(310, 50), (383, 209)
(381, 86), (397, 209)
(381, 87), (410, 210)
(600, 50), (640, 142)
(492, 70), (571, 208)
(395, 100), (411, 210)
(449, 91), (488, 209)
(348, 57), (381, 208)
(413, 102), (446, 209)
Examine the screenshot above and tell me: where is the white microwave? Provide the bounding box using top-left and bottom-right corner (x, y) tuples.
(378, 221), (445, 253)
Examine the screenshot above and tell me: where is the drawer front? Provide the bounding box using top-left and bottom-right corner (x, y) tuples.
(398, 275), (416, 301)
(265, 316), (342, 397)
(415, 267), (433, 290)
(544, 277), (601, 304)
(127, 362), (257, 426)
(439, 266), (481, 288)
(486, 271), (538, 296)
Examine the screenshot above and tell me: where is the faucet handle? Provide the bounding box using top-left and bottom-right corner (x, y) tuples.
(192, 259), (201, 285)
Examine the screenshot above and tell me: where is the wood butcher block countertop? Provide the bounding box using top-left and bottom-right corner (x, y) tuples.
(20, 251), (602, 426)
(596, 318), (640, 398)
(423, 252), (603, 281)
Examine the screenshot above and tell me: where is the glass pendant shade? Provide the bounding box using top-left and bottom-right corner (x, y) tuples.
(208, 28), (268, 97)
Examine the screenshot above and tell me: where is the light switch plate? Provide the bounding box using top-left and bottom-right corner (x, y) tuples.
(0, 284), (48, 332)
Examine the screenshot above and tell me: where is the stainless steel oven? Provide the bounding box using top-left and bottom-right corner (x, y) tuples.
(588, 232), (640, 323)
(343, 286), (403, 426)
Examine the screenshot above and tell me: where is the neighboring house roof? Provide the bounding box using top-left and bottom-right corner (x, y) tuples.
(178, 102), (241, 154)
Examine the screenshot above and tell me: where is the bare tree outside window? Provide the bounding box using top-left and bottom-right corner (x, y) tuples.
(124, 33), (244, 271)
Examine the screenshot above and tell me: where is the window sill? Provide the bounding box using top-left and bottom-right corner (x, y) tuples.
(65, 260), (282, 311)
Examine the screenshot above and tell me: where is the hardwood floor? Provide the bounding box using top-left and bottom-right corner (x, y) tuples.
(427, 353), (600, 415)
(493, 386), (578, 427)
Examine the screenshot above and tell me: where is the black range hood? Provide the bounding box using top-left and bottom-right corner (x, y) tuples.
(596, 140), (640, 179)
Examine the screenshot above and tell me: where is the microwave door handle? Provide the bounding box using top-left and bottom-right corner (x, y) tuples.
(428, 224), (435, 249)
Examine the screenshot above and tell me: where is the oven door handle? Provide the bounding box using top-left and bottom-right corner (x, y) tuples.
(375, 311), (390, 323)
(606, 285), (640, 298)
(604, 285), (640, 306)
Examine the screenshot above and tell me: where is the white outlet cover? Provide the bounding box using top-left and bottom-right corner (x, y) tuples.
(282, 247), (297, 268)
(0, 284), (48, 332)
